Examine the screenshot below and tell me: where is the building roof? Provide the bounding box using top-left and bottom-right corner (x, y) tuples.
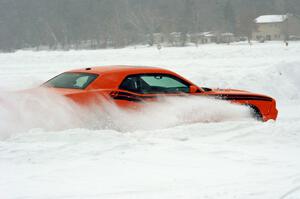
(255, 15), (288, 24)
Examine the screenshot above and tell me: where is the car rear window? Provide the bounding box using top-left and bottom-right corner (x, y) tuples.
(43, 72), (98, 89)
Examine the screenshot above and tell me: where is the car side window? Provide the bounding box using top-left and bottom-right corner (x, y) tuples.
(120, 74), (190, 94)
(119, 76), (140, 93)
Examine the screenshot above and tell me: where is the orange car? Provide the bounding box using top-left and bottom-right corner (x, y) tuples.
(43, 65), (278, 121)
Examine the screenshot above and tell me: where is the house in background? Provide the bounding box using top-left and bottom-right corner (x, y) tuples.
(287, 15), (300, 40)
(252, 14), (300, 41)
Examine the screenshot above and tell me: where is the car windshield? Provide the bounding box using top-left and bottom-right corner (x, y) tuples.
(43, 72), (98, 89)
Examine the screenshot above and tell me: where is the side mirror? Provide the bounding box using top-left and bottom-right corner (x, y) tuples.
(189, 85), (198, 93)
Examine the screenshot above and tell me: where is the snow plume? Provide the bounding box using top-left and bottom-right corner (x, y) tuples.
(0, 89), (85, 138)
(0, 89), (253, 138)
(109, 96), (253, 131)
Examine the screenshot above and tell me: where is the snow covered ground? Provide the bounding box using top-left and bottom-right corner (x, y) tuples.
(0, 41), (300, 199)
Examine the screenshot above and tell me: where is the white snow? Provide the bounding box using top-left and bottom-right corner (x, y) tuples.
(255, 15), (288, 23)
(0, 41), (300, 199)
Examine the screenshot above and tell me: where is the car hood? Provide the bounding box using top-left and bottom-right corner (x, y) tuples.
(211, 88), (250, 94)
(207, 88), (274, 101)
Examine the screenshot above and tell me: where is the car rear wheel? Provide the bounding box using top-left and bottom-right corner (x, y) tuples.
(248, 105), (263, 121)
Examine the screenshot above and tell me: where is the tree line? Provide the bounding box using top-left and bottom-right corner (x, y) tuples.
(0, 0), (299, 51)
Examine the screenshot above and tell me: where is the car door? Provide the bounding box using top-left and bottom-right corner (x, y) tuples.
(114, 73), (192, 106)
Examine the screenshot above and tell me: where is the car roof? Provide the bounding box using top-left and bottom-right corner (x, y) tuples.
(68, 65), (172, 75)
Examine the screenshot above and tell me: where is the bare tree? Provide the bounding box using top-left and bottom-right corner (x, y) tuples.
(0, 0), (294, 51)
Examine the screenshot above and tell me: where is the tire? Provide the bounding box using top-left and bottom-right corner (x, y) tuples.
(248, 105), (263, 121)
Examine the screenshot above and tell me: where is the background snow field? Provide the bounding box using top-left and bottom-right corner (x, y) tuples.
(0, 42), (300, 199)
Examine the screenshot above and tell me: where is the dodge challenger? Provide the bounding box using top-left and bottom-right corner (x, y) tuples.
(43, 65), (278, 121)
